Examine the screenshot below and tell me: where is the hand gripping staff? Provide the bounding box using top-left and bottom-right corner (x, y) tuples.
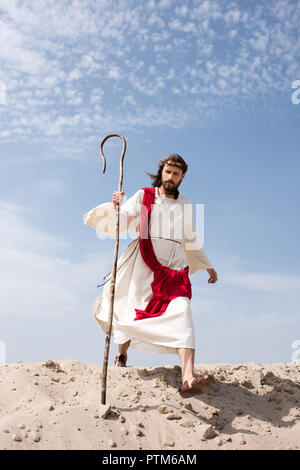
(99, 134), (127, 405)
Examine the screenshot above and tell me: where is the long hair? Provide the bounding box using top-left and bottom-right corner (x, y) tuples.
(145, 154), (188, 199)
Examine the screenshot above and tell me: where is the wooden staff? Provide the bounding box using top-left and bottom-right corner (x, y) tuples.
(99, 134), (127, 405)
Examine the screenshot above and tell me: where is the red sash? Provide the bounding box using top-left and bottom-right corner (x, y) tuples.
(134, 187), (192, 321)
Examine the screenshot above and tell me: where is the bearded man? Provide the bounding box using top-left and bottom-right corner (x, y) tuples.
(83, 154), (218, 397)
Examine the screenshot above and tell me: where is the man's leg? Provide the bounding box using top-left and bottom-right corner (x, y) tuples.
(177, 347), (215, 394)
(177, 348), (195, 387)
(119, 340), (130, 357)
(114, 340), (131, 367)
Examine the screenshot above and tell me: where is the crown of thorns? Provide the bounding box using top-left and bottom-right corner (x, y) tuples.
(164, 160), (185, 169)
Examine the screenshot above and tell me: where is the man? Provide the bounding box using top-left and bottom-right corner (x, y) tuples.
(83, 154), (218, 397)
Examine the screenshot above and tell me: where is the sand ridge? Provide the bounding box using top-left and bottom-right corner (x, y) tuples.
(0, 359), (299, 450)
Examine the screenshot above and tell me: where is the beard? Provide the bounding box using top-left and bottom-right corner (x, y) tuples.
(161, 178), (182, 196)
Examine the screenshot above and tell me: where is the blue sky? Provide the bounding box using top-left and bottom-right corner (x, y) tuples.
(0, 0), (300, 367)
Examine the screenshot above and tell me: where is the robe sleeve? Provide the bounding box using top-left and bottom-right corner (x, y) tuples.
(182, 198), (213, 275)
(83, 189), (144, 236)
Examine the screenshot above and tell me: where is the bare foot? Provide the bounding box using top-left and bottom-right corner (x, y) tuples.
(114, 354), (127, 367)
(179, 374), (215, 397)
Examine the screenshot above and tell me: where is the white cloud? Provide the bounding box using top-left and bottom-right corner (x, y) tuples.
(191, 0), (222, 20)
(108, 66), (122, 80)
(175, 5), (188, 17)
(224, 271), (300, 292)
(148, 13), (165, 29)
(250, 32), (269, 52)
(225, 8), (241, 24)
(34, 178), (67, 197)
(0, 0), (299, 151)
(189, 254), (300, 363)
(158, 0), (173, 9)
(0, 19), (47, 74)
(68, 69), (83, 82)
(123, 95), (137, 106)
(0, 201), (66, 253)
(0, 201), (111, 318)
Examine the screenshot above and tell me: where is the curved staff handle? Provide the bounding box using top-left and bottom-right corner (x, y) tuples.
(99, 134), (127, 405)
(100, 133), (126, 190)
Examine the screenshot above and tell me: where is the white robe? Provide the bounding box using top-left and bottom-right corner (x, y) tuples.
(83, 187), (213, 355)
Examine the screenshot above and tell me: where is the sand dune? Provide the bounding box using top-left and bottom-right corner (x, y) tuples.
(0, 359), (299, 450)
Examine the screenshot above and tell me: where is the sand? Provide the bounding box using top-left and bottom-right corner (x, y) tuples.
(0, 359), (299, 450)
